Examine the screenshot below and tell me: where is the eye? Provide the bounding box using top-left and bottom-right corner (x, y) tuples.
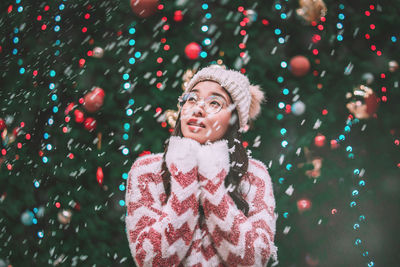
(209, 101), (221, 107)
(207, 96), (224, 107)
(187, 95), (197, 102)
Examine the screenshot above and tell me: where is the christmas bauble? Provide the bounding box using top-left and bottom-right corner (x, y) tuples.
(74, 110), (85, 123)
(83, 87), (105, 113)
(330, 139), (339, 149)
(388, 60), (399, 72)
(305, 157), (323, 178)
(1, 129), (8, 144)
(130, 0), (159, 18)
(92, 47), (104, 58)
(297, 198), (312, 212)
(21, 210), (34, 225)
(185, 42), (201, 60)
(292, 101), (306, 116)
(74, 202), (81, 211)
(84, 117), (97, 132)
(173, 10), (183, 22)
(164, 109), (179, 128)
(289, 55), (310, 77)
(296, 0), (327, 23)
(0, 118), (5, 131)
(314, 134), (326, 147)
(57, 209), (72, 224)
(346, 85), (379, 119)
(361, 72), (374, 85)
(97, 167), (104, 185)
(182, 69), (195, 90)
(65, 102), (76, 115)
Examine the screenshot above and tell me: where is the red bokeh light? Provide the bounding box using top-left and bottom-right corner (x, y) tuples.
(262, 19), (269, 25)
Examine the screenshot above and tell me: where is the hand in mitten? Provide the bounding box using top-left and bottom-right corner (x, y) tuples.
(166, 136), (201, 173)
(196, 139), (230, 204)
(165, 136), (202, 212)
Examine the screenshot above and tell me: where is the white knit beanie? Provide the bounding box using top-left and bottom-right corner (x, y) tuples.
(184, 65), (265, 131)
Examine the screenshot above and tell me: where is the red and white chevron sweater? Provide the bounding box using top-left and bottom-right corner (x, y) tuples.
(125, 136), (277, 267)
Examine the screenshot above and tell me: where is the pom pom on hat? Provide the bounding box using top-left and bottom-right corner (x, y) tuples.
(249, 84), (265, 120)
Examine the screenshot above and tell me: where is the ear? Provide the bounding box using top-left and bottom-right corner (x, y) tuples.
(249, 84), (265, 120)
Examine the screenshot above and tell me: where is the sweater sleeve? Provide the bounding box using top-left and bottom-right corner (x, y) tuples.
(197, 140), (278, 266)
(125, 136), (202, 267)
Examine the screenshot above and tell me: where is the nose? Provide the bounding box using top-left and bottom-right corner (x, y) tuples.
(191, 102), (206, 117)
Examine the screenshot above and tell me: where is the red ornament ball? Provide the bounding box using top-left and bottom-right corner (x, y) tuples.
(65, 102), (76, 115)
(185, 42), (201, 60)
(346, 85), (379, 119)
(74, 202), (81, 211)
(314, 134), (326, 147)
(130, 0), (159, 18)
(330, 139), (339, 149)
(174, 10), (183, 22)
(364, 90), (379, 115)
(74, 110), (85, 123)
(97, 166), (104, 185)
(297, 198), (312, 212)
(289, 55), (311, 77)
(0, 118), (5, 131)
(84, 117), (97, 132)
(83, 87), (105, 113)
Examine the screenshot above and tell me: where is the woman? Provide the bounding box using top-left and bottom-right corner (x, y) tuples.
(125, 66), (278, 266)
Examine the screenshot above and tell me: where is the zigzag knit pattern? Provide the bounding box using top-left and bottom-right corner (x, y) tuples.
(125, 149), (277, 267)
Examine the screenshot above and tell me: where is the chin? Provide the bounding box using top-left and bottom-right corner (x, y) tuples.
(182, 132), (206, 144)
(181, 127), (206, 144)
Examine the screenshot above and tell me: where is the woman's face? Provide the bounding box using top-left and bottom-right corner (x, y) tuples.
(180, 81), (233, 144)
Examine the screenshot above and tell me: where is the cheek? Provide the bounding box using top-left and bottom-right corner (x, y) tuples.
(208, 113), (231, 133)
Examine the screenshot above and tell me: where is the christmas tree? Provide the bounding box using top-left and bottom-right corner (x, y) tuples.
(1, 0), (399, 266)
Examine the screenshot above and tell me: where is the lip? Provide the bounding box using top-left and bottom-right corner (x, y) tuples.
(187, 118), (206, 128)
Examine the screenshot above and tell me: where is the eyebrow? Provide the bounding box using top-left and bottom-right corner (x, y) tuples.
(190, 88), (230, 104)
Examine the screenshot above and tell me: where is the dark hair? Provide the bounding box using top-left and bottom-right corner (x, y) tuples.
(160, 99), (250, 216)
